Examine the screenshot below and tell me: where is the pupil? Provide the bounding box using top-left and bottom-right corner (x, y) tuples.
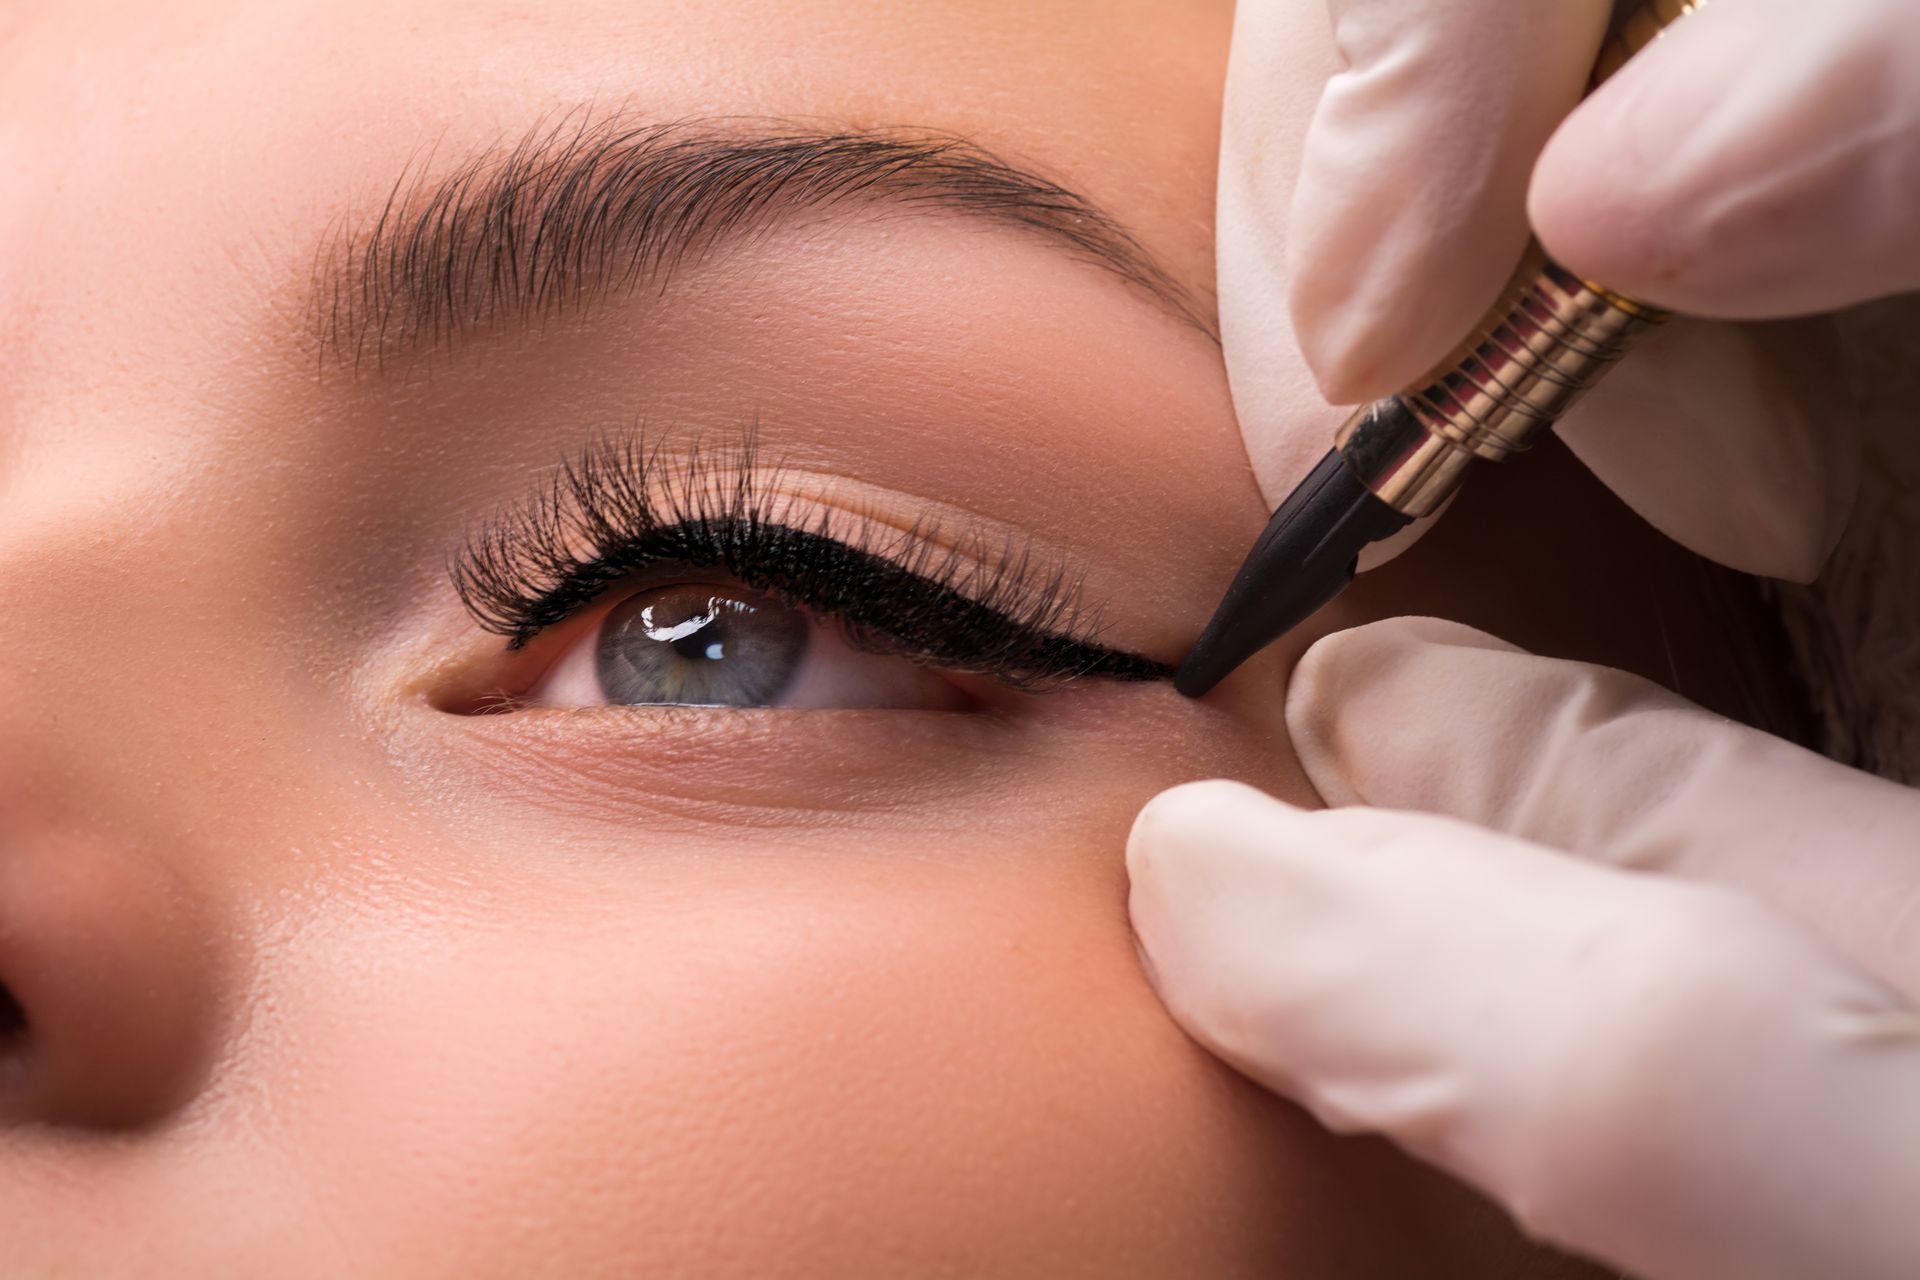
(595, 585), (809, 706)
(669, 626), (723, 662)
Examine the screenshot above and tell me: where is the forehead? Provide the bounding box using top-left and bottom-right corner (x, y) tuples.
(0, 0), (1229, 405)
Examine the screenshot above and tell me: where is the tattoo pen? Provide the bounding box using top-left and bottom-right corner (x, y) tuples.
(1175, 0), (1711, 698)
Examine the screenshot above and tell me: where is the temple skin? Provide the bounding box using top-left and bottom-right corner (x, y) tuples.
(0, 2), (1778, 1275)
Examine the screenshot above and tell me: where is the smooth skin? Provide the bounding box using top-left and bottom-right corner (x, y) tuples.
(0, 2), (1786, 1275)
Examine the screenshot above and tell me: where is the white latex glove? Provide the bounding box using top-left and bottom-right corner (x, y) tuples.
(1217, 0), (1920, 580)
(1129, 617), (1920, 1280)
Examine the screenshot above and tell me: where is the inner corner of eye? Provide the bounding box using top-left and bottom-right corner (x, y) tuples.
(487, 581), (978, 713)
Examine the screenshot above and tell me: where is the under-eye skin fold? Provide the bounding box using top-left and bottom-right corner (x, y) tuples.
(450, 435), (1174, 692)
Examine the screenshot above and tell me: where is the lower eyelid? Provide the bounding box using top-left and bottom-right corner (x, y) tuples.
(415, 699), (1037, 835)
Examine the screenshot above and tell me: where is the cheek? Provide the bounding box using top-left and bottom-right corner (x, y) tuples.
(201, 705), (1337, 1275)
(243, 854), (1316, 1273)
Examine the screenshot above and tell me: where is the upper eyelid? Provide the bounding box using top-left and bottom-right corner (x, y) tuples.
(448, 435), (1172, 686)
(449, 437), (1076, 643)
(463, 512), (1165, 687)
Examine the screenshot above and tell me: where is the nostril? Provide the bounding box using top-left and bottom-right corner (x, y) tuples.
(0, 844), (222, 1126)
(0, 983), (26, 1045)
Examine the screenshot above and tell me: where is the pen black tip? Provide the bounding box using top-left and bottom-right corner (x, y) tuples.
(1174, 448), (1410, 698)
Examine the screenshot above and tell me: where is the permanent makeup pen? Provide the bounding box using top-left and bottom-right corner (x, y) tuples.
(1175, 0), (1711, 697)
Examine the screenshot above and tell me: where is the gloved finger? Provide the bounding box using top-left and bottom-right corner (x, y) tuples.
(1215, 0), (1451, 568)
(1128, 779), (1920, 1280)
(1286, 617), (1920, 985)
(1214, 0), (1356, 514)
(1283, 0), (1613, 405)
(1533, 0), (1920, 318)
(1554, 313), (1856, 582)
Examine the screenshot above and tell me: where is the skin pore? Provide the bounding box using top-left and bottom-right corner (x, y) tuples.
(1, 2), (1789, 1276)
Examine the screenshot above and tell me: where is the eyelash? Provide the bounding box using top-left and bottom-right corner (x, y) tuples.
(448, 435), (1172, 689)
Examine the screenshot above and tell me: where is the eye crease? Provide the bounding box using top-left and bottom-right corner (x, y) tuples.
(449, 435), (1175, 696)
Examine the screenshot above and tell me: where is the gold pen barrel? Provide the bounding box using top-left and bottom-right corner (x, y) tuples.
(1334, 0), (1709, 518)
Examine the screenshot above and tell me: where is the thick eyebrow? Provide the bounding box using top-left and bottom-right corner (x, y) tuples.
(311, 112), (1215, 371)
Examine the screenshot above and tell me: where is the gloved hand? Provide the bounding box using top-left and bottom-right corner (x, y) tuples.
(1216, 0), (1920, 580)
(1164, 4), (1920, 1276)
(1130, 617), (1920, 1280)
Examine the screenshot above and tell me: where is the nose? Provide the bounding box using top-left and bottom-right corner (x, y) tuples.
(0, 484), (246, 1133)
(0, 823), (225, 1129)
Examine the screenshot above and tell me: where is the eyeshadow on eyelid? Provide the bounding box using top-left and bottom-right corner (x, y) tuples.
(449, 434), (1174, 689)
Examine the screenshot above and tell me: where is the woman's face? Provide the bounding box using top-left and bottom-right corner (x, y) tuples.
(0, 2), (1672, 1275)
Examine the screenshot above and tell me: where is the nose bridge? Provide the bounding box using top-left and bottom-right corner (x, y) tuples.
(0, 484), (252, 1130)
(0, 474), (236, 850)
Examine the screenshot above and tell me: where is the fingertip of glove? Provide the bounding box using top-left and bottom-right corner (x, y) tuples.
(1287, 256), (1472, 408)
(1554, 317), (1858, 582)
(1671, 507), (1840, 585)
(1287, 618), (1531, 807)
(1286, 291), (1392, 408)
(1285, 181), (1508, 407)
(1293, 617), (1527, 691)
(1128, 781), (1303, 873)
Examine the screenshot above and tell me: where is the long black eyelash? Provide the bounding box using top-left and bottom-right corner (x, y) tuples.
(450, 434), (1173, 687)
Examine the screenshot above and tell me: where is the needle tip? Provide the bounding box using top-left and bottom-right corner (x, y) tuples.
(1174, 449), (1409, 697)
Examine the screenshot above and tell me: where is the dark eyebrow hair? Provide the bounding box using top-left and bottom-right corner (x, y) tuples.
(311, 111), (1216, 371)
